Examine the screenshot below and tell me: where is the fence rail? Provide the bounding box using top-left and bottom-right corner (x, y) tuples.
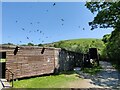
(6, 68), (14, 87)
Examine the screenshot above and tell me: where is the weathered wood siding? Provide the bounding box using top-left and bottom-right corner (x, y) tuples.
(1, 46), (56, 80)
(58, 49), (83, 71)
(0, 45), (83, 80)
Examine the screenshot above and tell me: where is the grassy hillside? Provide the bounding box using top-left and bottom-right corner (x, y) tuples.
(45, 38), (105, 54)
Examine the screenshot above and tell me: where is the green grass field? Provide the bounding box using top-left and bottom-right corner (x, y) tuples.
(12, 67), (102, 88)
(13, 73), (80, 88)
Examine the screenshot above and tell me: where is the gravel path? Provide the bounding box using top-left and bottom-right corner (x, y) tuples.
(78, 61), (120, 89)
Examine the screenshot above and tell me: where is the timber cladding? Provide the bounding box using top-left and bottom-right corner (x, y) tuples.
(0, 45), (83, 80)
(0, 45), (59, 80)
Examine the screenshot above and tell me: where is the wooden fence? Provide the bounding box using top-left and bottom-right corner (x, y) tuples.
(0, 45), (83, 80)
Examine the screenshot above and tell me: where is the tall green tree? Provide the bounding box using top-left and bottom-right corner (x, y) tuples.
(85, 1), (120, 65)
(102, 34), (111, 44)
(27, 43), (34, 46)
(85, 1), (120, 30)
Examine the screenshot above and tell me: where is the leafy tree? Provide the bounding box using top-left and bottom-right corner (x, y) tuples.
(27, 43), (34, 46)
(3, 43), (14, 45)
(21, 44), (27, 46)
(85, 1), (120, 66)
(38, 43), (43, 46)
(102, 34), (111, 44)
(85, 1), (120, 30)
(106, 29), (120, 61)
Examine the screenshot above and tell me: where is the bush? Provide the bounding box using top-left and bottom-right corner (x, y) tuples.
(82, 66), (102, 75)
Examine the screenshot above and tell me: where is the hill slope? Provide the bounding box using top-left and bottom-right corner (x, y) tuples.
(45, 38), (105, 54)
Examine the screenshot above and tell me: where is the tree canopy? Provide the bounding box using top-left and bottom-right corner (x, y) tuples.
(85, 1), (120, 67)
(102, 34), (111, 44)
(85, 1), (120, 30)
(27, 43), (34, 46)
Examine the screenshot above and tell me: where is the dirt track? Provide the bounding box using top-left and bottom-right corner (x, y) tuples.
(66, 61), (120, 89)
(67, 79), (104, 88)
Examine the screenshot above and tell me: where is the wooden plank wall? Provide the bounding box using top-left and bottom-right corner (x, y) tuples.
(0, 46), (56, 80)
(0, 45), (83, 80)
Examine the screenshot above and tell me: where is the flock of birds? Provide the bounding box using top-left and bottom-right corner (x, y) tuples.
(13, 3), (85, 45)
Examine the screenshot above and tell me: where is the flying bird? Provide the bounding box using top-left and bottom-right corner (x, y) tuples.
(30, 23), (33, 24)
(53, 3), (56, 6)
(27, 37), (29, 39)
(16, 20), (18, 23)
(22, 28), (25, 31)
(37, 29), (39, 32)
(62, 24), (64, 26)
(40, 31), (42, 33)
(61, 19), (64, 21)
(83, 28), (85, 30)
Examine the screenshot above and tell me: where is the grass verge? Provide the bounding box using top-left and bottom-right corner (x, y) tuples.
(12, 72), (79, 88)
(81, 66), (102, 75)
